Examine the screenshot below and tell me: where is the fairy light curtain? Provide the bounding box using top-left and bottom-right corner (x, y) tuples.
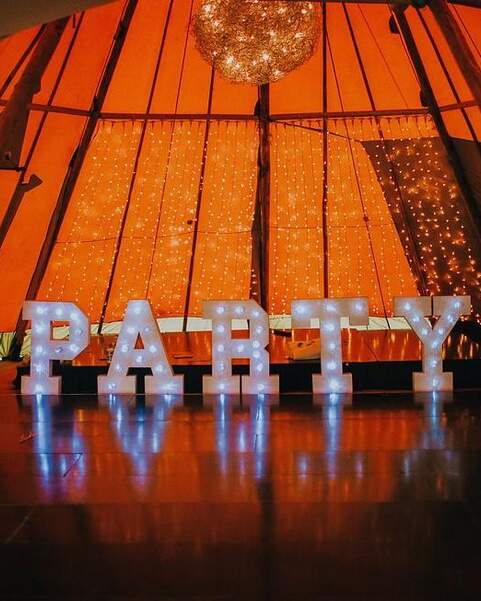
(2, 0), (481, 333)
(270, 120), (325, 315)
(364, 118), (481, 317)
(102, 119), (206, 321)
(0, 1), (125, 332)
(186, 120), (258, 315)
(35, 113), (446, 323)
(38, 119), (259, 322)
(269, 117), (418, 317)
(38, 120), (143, 320)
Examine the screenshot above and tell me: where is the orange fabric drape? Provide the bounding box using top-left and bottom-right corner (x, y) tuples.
(1, 1), (481, 331)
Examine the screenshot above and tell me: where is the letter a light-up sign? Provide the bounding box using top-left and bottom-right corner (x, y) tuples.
(394, 296), (470, 391)
(291, 298), (369, 393)
(203, 300), (279, 395)
(22, 301), (89, 395)
(98, 300), (183, 395)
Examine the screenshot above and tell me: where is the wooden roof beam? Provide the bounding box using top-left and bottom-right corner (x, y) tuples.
(2, 0), (481, 39)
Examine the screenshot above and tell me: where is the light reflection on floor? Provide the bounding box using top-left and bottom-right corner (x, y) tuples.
(0, 392), (481, 599)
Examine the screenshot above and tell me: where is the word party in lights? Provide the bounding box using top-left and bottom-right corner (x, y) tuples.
(21, 296), (470, 396)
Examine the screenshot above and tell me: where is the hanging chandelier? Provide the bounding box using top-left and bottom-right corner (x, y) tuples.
(193, 0), (321, 85)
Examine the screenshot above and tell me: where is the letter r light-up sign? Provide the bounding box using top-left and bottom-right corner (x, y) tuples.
(203, 299), (279, 395)
(21, 295), (471, 396)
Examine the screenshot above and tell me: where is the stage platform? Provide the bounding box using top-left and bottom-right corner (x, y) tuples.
(16, 328), (481, 393)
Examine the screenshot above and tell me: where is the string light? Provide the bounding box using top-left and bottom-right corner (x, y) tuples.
(40, 121), (142, 322)
(291, 298), (368, 394)
(22, 302), (89, 395)
(37, 114), (479, 329)
(269, 116), (419, 317)
(188, 121), (258, 313)
(98, 300), (183, 395)
(193, 0), (320, 84)
(203, 299), (279, 395)
(394, 295), (470, 391)
(370, 115), (481, 318)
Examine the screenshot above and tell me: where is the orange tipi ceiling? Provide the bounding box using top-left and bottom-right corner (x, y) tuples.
(0, 0), (481, 337)
(0, 0), (118, 38)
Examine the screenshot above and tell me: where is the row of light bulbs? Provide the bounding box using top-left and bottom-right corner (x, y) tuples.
(37, 114), (478, 327)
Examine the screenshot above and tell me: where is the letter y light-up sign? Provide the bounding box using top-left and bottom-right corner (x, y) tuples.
(98, 300), (183, 395)
(203, 300), (279, 395)
(22, 301), (89, 395)
(291, 298), (369, 393)
(394, 296), (470, 391)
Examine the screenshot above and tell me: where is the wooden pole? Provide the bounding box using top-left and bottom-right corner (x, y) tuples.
(250, 84), (271, 308)
(0, 18), (68, 170)
(250, 183), (262, 304)
(7, 0), (138, 360)
(321, 0), (329, 298)
(0, 26), (46, 98)
(0, 175), (42, 248)
(0, 14), (84, 250)
(98, 0), (175, 333)
(394, 6), (481, 241)
(340, 4), (429, 297)
(255, 83), (271, 312)
(429, 0), (481, 109)
(182, 68), (215, 332)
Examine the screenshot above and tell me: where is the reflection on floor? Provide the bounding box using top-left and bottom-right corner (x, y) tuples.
(0, 391), (481, 600)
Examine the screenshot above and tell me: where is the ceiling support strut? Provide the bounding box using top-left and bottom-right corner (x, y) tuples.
(7, 0), (139, 360)
(428, 0), (481, 110)
(0, 18), (68, 171)
(394, 6), (481, 244)
(251, 83), (271, 312)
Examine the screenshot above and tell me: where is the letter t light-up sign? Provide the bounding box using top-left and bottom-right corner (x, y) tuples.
(98, 300), (183, 395)
(394, 296), (470, 391)
(22, 301), (89, 395)
(291, 298), (369, 393)
(203, 300), (279, 395)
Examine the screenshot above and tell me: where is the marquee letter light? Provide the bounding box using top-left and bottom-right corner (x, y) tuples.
(98, 300), (182, 395)
(394, 296), (470, 392)
(203, 300), (279, 395)
(291, 298), (369, 394)
(22, 301), (89, 395)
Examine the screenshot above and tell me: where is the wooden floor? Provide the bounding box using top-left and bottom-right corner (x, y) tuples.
(0, 389), (480, 600)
